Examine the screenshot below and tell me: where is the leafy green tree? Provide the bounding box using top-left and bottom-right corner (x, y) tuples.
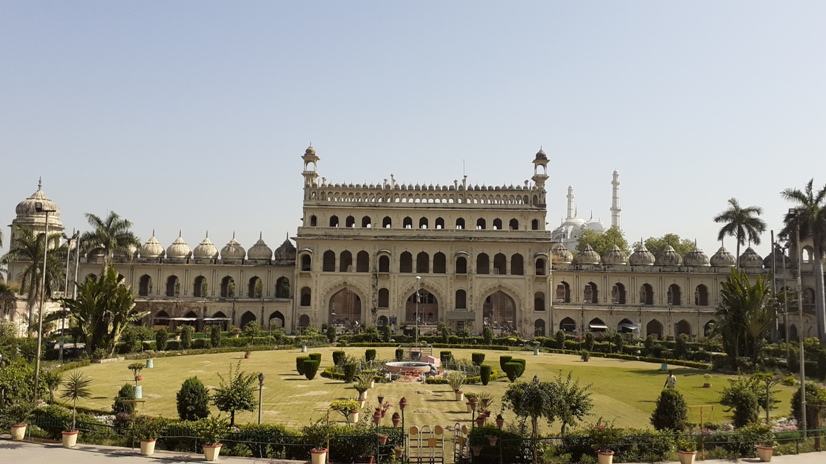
(41, 369), (63, 403)
(576, 226), (630, 256)
(210, 325), (221, 348)
(720, 375), (777, 428)
(212, 361), (257, 426)
(650, 388), (688, 431)
(714, 268), (774, 365)
(177, 376), (211, 421)
(502, 380), (555, 463)
(791, 382), (826, 432)
(713, 198), (767, 268)
(640, 234), (695, 257)
(113, 383), (136, 415)
(0, 224), (65, 327)
(781, 179), (826, 343)
(61, 265), (148, 357)
(552, 371), (593, 437)
(80, 211), (141, 274)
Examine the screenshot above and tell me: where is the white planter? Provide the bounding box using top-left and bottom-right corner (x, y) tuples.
(678, 450), (697, 464)
(369, 379), (375, 388)
(349, 411), (359, 424)
(455, 391), (464, 401)
(62, 430), (79, 448)
(756, 446), (774, 462)
(311, 448), (327, 464)
(597, 450), (614, 464)
(10, 424), (27, 441)
(140, 439), (157, 456)
(203, 444), (222, 461)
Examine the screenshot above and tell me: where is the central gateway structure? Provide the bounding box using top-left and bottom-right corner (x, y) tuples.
(293, 146), (554, 335)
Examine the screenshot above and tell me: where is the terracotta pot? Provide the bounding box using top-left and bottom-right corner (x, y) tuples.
(476, 416), (486, 427)
(756, 445), (774, 462)
(359, 390), (368, 400)
(399, 397), (407, 411)
(392, 414), (401, 427)
(496, 415), (504, 429)
(703, 383), (712, 388)
(10, 424), (27, 441)
(678, 450), (697, 464)
(482, 398), (490, 409)
(488, 435), (498, 446)
(203, 444), (222, 462)
(378, 434), (389, 445)
(140, 439), (157, 456)
(136, 375), (143, 381)
(311, 447), (327, 464)
(597, 450), (614, 464)
(472, 445), (482, 456)
(244, 354), (250, 359)
(395, 447), (404, 459)
(62, 430), (79, 448)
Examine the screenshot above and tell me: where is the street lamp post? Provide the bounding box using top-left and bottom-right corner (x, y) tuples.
(59, 230), (78, 363)
(258, 372), (265, 424)
(33, 201), (56, 402)
(790, 208), (807, 436)
(415, 276), (421, 346)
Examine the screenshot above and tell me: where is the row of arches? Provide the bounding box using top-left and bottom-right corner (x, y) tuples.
(309, 190), (538, 206)
(308, 250), (548, 276)
(311, 214), (541, 231)
(557, 316), (712, 338)
(138, 275), (291, 299)
(555, 282), (710, 306)
(154, 309), (287, 330)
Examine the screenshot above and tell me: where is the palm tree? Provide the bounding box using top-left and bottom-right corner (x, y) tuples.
(781, 179), (826, 343)
(0, 225), (65, 327)
(60, 370), (92, 431)
(715, 268), (775, 365)
(80, 211), (141, 274)
(713, 198), (767, 268)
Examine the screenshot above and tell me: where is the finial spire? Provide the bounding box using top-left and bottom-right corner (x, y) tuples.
(38, 177), (42, 190)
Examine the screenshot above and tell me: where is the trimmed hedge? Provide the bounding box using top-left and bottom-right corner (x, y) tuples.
(472, 352), (485, 366)
(343, 362), (357, 382)
(500, 355), (513, 372)
(480, 365), (491, 385)
(296, 356), (310, 375)
(303, 359), (320, 380)
(365, 349), (376, 362)
(503, 361), (524, 382)
(332, 350), (345, 366)
(308, 353), (322, 363)
(395, 348), (404, 361)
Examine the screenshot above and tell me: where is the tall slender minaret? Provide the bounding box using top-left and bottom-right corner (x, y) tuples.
(566, 185), (575, 219)
(611, 170), (621, 228)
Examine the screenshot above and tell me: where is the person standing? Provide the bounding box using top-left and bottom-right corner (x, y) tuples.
(664, 370), (677, 389)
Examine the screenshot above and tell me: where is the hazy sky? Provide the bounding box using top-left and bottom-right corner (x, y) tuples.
(2, 1), (824, 262)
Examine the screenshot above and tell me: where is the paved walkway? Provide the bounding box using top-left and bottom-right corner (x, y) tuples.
(2, 435), (825, 463)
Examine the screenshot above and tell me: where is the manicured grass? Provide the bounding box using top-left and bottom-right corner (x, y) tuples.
(74, 347), (796, 433)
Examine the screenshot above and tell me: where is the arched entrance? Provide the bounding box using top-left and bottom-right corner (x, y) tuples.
(483, 291), (516, 334)
(534, 319), (546, 336)
(559, 317), (576, 332)
(240, 310), (257, 329)
(329, 288), (363, 329)
(646, 319), (663, 338)
(675, 319), (691, 337)
(406, 290), (439, 326)
(269, 311), (285, 329)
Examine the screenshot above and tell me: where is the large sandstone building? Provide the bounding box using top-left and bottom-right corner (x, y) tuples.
(3, 147), (820, 340)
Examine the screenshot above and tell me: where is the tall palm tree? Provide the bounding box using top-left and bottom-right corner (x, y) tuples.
(713, 198), (767, 268)
(80, 211), (141, 274)
(715, 268), (774, 365)
(0, 225), (65, 327)
(781, 179), (826, 343)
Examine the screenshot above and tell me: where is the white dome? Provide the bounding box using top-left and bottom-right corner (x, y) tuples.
(221, 235), (246, 262)
(710, 246), (736, 267)
(166, 234), (192, 260)
(551, 243), (573, 264)
(629, 243), (655, 266)
(139, 235), (165, 259)
(574, 244), (601, 265)
(248, 234), (273, 261)
(193, 235), (219, 261)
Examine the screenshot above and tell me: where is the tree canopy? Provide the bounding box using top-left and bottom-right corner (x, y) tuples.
(212, 361), (257, 426)
(80, 211), (141, 273)
(713, 197), (766, 266)
(576, 226), (630, 256)
(714, 268), (774, 365)
(638, 234), (695, 257)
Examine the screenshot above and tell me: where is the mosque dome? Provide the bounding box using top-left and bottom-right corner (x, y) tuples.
(304, 145), (316, 156)
(534, 148), (547, 161)
(574, 244), (601, 265)
(629, 243), (655, 266)
(683, 243), (710, 267)
(763, 246), (792, 269)
(248, 234), (273, 262)
(274, 236), (297, 261)
(710, 246), (736, 267)
(739, 247), (764, 269)
(221, 235), (246, 262)
(655, 245), (683, 266)
(166, 234), (192, 260)
(15, 180), (61, 219)
(602, 244), (628, 265)
(551, 243), (573, 264)
(193, 235), (219, 261)
(581, 217), (605, 233)
(139, 235), (165, 259)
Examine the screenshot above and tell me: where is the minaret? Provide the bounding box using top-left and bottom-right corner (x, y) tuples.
(531, 148), (549, 207)
(301, 145), (319, 198)
(610, 170), (621, 228)
(566, 185), (575, 219)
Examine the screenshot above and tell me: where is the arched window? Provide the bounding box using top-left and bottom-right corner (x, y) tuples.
(559, 317), (576, 332)
(193, 276), (207, 297)
(400, 252), (413, 273)
(310, 215), (317, 226)
(339, 251), (353, 272)
(432, 252), (446, 273)
(611, 283), (626, 304)
(476, 253), (490, 274)
(275, 277), (290, 298)
(383, 216), (392, 228)
(378, 288), (390, 307)
(403, 217), (413, 229)
(509, 218), (519, 230)
(640, 284), (654, 305)
(416, 252), (430, 273)
(300, 287), (311, 306)
(220, 276), (235, 298)
(531, 219), (539, 230)
(584, 282), (598, 304)
(419, 217), (429, 229)
(166, 275), (180, 297)
(534, 319), (546, 336)
(435, 217), (445, 229)
(269, 311), (285, 328)
(456, 290), (467, 309)
(456, 256), (468, 274)
(675, 319), (691, 336)
(534, 292), (545, 311)
(668, 284), (681, 305)
(511, 254), (524, 275)
(378, 255), (390, 273)
(493, 218), (503, 230)
(555, 282), (571, 303)
(240, 311), (257, 329)
(535, 258), (546, 276)
(456, 218), (465, 229)
(298, 314), (310, 328)
(323, 250), (336, 272)
(647, 319), (663, 338)
(301, 254), (312, 271)
(329, 215), (339, 227)
(476, 218), (486, 230)
(356, 251), (369, 272)
(345, 216), (355, 228)
(493, 253), (506, 275)
(362, 216), (372, 228)
(248, 276), (263, 298)
(694, 285), (708, 306)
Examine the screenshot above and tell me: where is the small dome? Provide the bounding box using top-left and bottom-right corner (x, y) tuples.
(193, 235), (219, 261)
(655, 245), (683, 266)
(710, 246), (736, 267)
(629, 242), (655, 266)
(274, 236), (297, 261)
(139, 235), (165, 259)
(534, 148), (547, 161)
(221, 235), (246, 261)
(602, 244), (628, 265)
(683, 243), (710, 267)
(739, 247), (764, 269)
(15, 180), (61, 219)
(304, 145), (316, 156)
(551, 243), (573, 264)
(248, 234), (273, 261)
(166, 234), (192, 260)
(574, 244), (601, 265)
(763, 246), (792, 269)
(581, 217), (605, 233)
(87, 247), (106, 263)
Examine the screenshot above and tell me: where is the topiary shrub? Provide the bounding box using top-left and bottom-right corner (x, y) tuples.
(343, 362), (357, 382)
(333, 350), (346, 366)
(440, 351), (453, 365)
(180, 325), (192, 349)
(327, 325), (336, 343)
(395, 348), (404, 361)
(113, 383), (135, 415)
(303, 359), (321, 380)
(309, 352), (322, 363)
(296, 356), (310, 375)
(584, 332), (595, 352)
(510, 358), (526, 378)
(555, 330), (566, 349)
(471, 353), (485, 366)
(177, 376), (210, 421)
(480, 365), (492, 386)
(503, 362), (523, 382)
(365, 349), (376, 362)
(155, 328), (169, 351)
(499, 355), (513, 372)
(210, 325), (221, 348)
(650, 388), (688, 431)
(483, 326), (494, 345)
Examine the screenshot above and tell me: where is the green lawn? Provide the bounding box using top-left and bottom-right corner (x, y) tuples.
(73, 347), (796, 433)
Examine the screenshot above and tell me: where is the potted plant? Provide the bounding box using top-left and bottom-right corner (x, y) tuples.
(392, 411), (401, 427)
(464, 392), (478, 412)
(354, 375), (371, 402)
(3, 399), (34, 441)
(756, 438), (777, 462)
(447, 371), (466, 401)
(581, 350), (591, 362)
(244, 349), (251, 359)
(330, 399), (361, 425)
(495, 413), (505, 429)
(378, 433), (389, 445)
(589, 419), (619, 464)
(128, 362), (145, 382)
(676, 436), (697, 464)
(195, 415), (229, 461)
(394, 445), (405, 459)
(702, 373), (712, 388)
(59, 370), (92, 448)
(478, 391), (494, 410)
(130, 416), (165, 456)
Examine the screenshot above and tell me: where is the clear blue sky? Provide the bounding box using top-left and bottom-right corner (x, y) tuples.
(2, 1), (824, 261)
